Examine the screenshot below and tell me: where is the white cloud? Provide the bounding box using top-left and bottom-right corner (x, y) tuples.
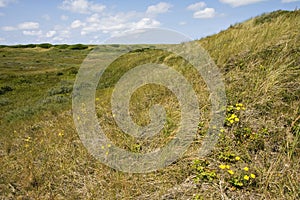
(146, 2), (172, 15)
(219, 0), (266, 7)
(0, 0), (16, 7)
(193, 8), (216, 18)
(53, 30), (71, 42)
(187, 2), (206, 11)
(2, 26), (16, 31)
(71, 20), (85, 28)
(2, 21), (40, 33)
(18, 22), (39, 30)
(179, 21), (187, 25)
(134, 18), (160, 29)
(86, 13), (101, 23)
(60, 0), (106, 14)
(46, 30), (56, 38)
(78, 12), (161, 37)
(281, 0), (299, 3)
(61, 15), (69, 21)
(42, 14), (51, 21)
(22, 30), (42, 36)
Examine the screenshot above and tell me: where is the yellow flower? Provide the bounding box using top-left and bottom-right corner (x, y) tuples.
(227, 170), (234, 175)
(244, 175), (250, 181)
(236, 103), (243, 107)
(235, 156), (240, 161)
(58, 132), (64, 137)
(24, 137), (31, 142)
(235, 118), (240, 122)
(101, 145), (105, 149)
(236, 107), (241, 111)
(107, 144), (111, 148)
(220, 128), (225, 133)
(243, 167), (249, 172)
(250, 174), (256, 179)
(236, 182), (243, 187)
(225, 165), (230, 169)
(96, 98), (100, 101)
(219, 164), (226, 169)
(230, 120), (234, 124)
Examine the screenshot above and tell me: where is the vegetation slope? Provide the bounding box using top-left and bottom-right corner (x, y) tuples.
(0, 10), (299, 199)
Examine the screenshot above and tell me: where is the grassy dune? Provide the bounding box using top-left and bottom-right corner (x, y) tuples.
(0, 10), (299, 199)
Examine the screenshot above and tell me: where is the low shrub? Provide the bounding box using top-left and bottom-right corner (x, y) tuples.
(0, 86), (13, 95)
(69, 44), (88, 50)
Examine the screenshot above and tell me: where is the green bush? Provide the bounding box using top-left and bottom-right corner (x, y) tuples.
(48, 85), (72, 96)
(69, 44), (89, 50)
(38, 43), (52, 49)
(10, 44), (37, 48)
(54, 44), (69, 49)
(68, 67), (78, 75)
(0, 86), (13, 95)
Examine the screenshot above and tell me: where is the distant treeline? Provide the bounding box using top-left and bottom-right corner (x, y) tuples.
(0, 43), (89, 50)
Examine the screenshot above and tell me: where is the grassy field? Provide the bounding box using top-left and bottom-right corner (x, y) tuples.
(0, 10), (299, 199)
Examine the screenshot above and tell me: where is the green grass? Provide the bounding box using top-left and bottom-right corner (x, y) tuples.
(0, 10), (299, 199)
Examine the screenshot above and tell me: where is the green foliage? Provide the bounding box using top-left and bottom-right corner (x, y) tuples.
(38, 43), (52, 49)
(218, 151), (239, 163)
(193, 194), (204, 200)
(192, 159), (217, 182)
(69, 44), (89, 50)
(68, 67), (78, 75)
(5, 106), (38, 122)
(54, 44), (69, 49)
(0, 85), (13, 95)
(48, 85), (72, 96)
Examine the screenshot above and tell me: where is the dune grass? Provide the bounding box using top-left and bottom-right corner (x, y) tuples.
(0, 10), (299, 199)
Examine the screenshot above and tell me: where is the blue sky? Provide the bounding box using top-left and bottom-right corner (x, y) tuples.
(0, 0), (299, 44)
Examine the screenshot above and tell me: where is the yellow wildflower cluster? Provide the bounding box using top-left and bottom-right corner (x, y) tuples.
(235, 103), (246, 111)
(225, 103), (246, 126)
(219, 164), (230, 170)
(219, 164), (235, 175)
(219, 156), (256, 189)
(227, 114), (239, 124)
(226, 103), (245, 112)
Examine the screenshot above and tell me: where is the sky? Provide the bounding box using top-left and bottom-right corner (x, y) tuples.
(0, 0), (299, 44)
